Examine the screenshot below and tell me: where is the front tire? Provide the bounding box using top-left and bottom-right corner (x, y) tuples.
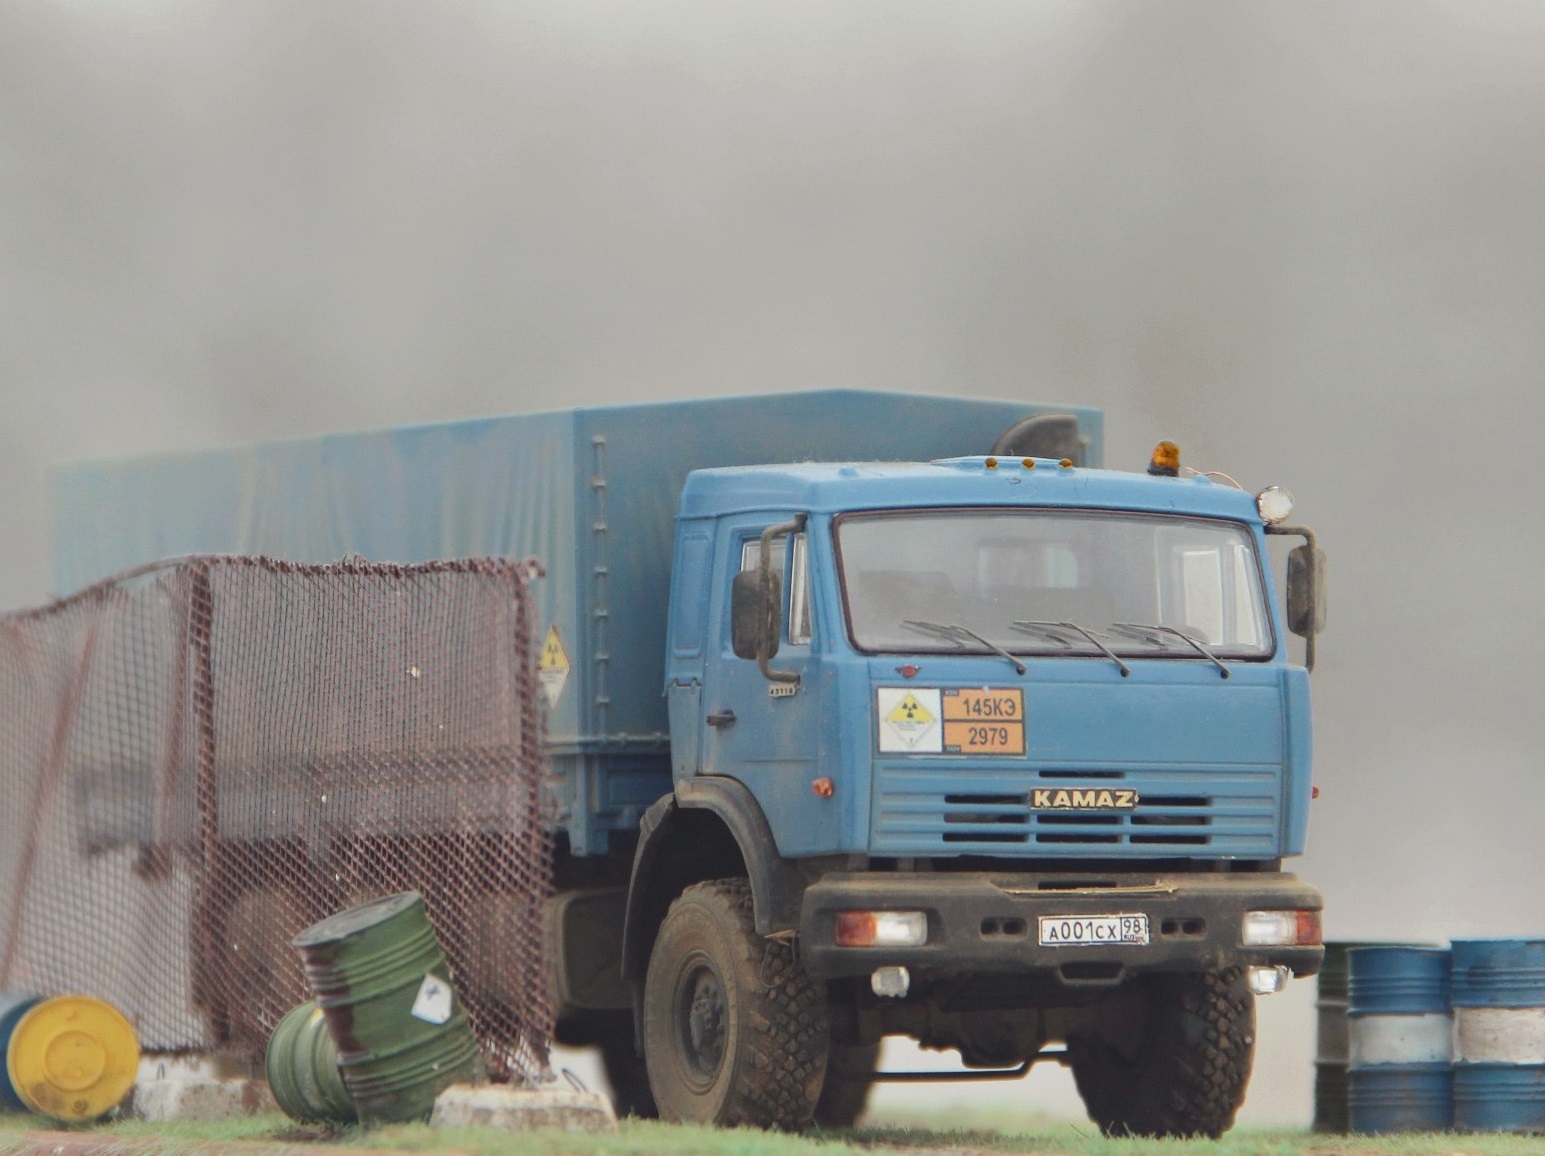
(642, 878), (829, 1129)
(1067, 967), (1255, 1138)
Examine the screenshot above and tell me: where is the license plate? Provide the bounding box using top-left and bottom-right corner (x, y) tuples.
(1038, 914), (1150, 947)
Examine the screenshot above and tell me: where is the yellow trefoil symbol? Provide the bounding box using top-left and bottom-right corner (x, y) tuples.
(538, 625), (570, 708)
(541, 628), (568, 672)
(887, 692), (934, 726)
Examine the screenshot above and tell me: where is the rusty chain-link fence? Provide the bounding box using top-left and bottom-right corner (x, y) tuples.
(0, 556), (553, 1082)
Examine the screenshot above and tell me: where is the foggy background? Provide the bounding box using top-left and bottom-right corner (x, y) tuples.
(5, 0), (1545, 1128)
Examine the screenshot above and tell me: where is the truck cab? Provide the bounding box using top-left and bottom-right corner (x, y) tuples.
(628, 451), (1324, 1136)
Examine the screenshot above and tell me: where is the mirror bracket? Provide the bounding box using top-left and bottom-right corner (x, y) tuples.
(1267, 523), (1324, 671)
(755, 515), (805, 685)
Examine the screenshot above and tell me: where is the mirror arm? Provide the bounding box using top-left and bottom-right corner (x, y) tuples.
(1267, 523), (1317, 672)
(758, 514), (806, 684)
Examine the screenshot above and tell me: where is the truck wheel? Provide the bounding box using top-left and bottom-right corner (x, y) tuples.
(813, 1041), (879, 1128)
(1066, 967), (1254, 1139)
(642, 878), (829, 1129)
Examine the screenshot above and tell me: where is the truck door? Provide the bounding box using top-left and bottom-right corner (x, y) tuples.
(699, 524), (825, 851)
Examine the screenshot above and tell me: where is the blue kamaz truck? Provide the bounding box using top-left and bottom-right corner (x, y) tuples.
(54, 391), (1325, 1136)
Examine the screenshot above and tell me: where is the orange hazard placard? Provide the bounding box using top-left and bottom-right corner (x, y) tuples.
(941, 688), (1025, 755)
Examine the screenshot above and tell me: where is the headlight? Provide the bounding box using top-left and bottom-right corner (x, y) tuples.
(1242, 908), (1322, 946)
(1256, 485), (1295, 525)
(835, 910), (929, 947)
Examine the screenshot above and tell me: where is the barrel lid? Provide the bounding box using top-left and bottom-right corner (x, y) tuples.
(1451, 936), (1545, 955)
(293, 891), (423, 948)
(5, 995), (140, 1121)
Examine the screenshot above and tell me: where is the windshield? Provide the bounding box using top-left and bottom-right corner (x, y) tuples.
(836, 509), (1272, 659)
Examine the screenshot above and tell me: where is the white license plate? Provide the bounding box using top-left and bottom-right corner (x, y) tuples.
(1038, 913), (1150, 947)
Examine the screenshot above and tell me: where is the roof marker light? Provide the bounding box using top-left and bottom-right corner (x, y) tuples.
(1058, 458), (1073, 469)
(984, 457), (998, 469)
(1022, 459), (1034, 469)
(1149, 442), (1181, 476)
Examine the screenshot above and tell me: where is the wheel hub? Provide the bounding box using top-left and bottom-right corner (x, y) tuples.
(679, 964), (727, 1083)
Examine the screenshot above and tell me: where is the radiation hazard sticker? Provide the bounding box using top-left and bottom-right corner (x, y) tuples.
(410, 972), (453, 1025)
(876, 687), (943, 753)
(539, 625), (570, 709)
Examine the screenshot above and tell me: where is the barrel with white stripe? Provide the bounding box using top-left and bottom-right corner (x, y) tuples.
(1451, 938), (1545, 1133)
(1347, 945), (1452, 1134)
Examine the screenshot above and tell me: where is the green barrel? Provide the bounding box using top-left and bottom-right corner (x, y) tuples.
(265, 1001), (356, 1124)
(293, 892), (482, 1126)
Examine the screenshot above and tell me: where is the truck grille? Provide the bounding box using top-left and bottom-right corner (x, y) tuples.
(872, 765), (1279, 857)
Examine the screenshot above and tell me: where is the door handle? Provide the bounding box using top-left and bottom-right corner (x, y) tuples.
(706, 710), (737, 728)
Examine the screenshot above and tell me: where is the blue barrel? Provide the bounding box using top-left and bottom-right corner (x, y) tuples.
(1347, 946), (1452, 1134)
(0, 994), (43, 1111)
(1451, 938), (1545, 1132)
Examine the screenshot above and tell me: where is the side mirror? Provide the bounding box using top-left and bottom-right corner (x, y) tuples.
(731, 568), (781, 662)
(1286, 544), (1327, 638)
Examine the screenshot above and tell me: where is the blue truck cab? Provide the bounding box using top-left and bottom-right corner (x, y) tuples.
(49, 392), (1324, 1137)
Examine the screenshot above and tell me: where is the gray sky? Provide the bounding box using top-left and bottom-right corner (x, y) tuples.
(5, 0), (1545, 1127)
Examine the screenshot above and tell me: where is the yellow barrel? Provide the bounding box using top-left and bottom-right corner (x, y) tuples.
(4, 996), (139, 1122)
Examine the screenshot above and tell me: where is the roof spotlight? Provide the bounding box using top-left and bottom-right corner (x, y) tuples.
(1256, 485), (1295, 525)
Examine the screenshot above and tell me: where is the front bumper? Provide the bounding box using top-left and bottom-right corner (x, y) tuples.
(799, 870), (1323, 984)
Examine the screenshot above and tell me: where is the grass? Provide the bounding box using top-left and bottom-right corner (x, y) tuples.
(3, 1110), (1545, 1156)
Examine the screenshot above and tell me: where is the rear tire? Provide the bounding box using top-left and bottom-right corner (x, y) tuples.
(1067, 967), (1255, 1138)
(813, 1041), (879, 1127)
(642, 878), (829, 1129)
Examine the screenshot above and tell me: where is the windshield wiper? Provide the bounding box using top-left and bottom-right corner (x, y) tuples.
(1013, 621), (1130, 678)
(903, 620), (1026, 675)
(1110, 623), (1230, 679)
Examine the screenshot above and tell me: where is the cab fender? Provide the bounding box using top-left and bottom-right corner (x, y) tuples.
(620, 776), (805, 983)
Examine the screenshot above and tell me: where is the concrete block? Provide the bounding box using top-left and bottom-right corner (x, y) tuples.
(130, 1076), (278, 1121)
(430, 1084), (617, 1133)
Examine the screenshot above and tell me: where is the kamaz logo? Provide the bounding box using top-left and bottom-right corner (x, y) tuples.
(1031, 788), (1139, 810)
